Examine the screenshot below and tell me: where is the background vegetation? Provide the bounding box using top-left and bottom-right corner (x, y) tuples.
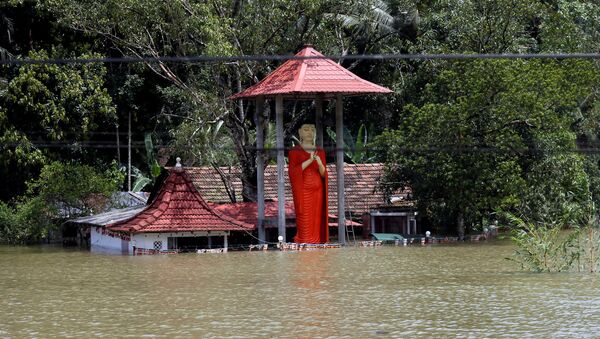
(1, 0), (600, 250)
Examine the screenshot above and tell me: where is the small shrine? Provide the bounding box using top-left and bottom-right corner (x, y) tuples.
(90, 159), (253, 254)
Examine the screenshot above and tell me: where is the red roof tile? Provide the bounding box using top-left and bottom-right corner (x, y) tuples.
(107, 169), (253, 233)
(209, 201), (362, 227)
(186, 163), (410, 215)
(210, 201), (295, 227)
(230, 45), (392, 99)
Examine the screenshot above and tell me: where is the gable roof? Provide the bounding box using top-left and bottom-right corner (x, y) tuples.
(230, 45), (392, 100)
(107, 169), (253, 233)
(186, 163), (407, 215)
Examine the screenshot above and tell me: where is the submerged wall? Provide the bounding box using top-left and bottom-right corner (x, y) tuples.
(91, 228), (230, 254)
(90, 226), (130, 254)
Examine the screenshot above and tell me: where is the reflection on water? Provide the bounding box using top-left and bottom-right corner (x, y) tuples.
(1, 240), (600, 337)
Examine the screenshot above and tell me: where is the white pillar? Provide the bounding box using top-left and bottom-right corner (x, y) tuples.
(276, 95), (286, 242)
(371, 214), (376, 234)
(255, 96), (266, 243)
(315, 95), (323, 147)
(336, 94), (346, 245)
(224, 234), (228, 252)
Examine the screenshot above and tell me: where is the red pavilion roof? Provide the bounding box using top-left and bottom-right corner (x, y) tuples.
(230, 45), (393, 99)
(107, 169), (253, 233)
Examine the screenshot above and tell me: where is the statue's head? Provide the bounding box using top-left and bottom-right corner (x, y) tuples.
(298, 124), (316, 145)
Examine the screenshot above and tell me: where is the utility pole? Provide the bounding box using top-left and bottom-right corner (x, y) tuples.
(128, 111), (132, 192)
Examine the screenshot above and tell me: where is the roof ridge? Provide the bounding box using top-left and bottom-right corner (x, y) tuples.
(291, 47), (312, 92)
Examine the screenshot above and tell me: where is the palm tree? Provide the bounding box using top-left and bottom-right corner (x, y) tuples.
(331, 0), (420, 56)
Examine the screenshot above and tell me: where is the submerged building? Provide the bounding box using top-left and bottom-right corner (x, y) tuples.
(68, 161), (418, 254)
(82, 161), (253, 254)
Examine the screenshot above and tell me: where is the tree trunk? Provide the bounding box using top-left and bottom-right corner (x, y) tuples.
(457, 211), (465, 240)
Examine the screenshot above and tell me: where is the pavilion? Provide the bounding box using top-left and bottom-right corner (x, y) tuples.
(230, 45), (392, 244)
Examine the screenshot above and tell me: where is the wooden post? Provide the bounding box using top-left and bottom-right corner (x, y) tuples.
(315, 94), (324, 148)
(276, 95), (286, 242)
(336, 94), (346, 245)
(255, 96), (266, 243)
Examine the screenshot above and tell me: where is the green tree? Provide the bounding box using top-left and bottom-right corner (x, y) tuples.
(0, 48), (116, 200)
(0, 161), (123, 244)
(44, 0), (347, 201)
(27, 161), (124, 218)
(376, 59), (600, 237)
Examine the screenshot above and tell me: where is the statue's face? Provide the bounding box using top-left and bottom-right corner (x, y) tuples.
(299, 124), (315, 143)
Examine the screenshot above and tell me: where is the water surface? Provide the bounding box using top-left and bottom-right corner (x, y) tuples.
(1, 240), (599, 338)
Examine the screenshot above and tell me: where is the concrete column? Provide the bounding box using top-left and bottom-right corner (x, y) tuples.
(255, 96), (266, 243)
(224, 234), (228, 252)
(336, 94), (346, 245)
(371, 214), (376, 234)
(315, 95), (323, 147)
(276, 95), (286, 242)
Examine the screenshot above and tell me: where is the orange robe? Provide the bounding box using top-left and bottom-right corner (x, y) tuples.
(288, 145), (329, 244)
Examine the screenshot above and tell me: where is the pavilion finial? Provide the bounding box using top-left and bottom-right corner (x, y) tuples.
(175, 157), (182, 171)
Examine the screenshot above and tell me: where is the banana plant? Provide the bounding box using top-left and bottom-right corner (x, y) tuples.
(326, 123), (374, 164)
(131, 133), (162, 192)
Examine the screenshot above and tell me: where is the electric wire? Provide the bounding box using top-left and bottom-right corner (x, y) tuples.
(2, 52), (600, 65)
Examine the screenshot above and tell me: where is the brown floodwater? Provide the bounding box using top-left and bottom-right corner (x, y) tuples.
(1, 240), (599, 338)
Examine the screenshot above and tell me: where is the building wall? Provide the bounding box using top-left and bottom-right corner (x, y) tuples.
(90, 226), (129, 253)
(92, 228), (230, 254)
(130, 231), (229, 254)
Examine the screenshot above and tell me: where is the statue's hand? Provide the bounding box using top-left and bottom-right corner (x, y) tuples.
(314, 153), (323, 166)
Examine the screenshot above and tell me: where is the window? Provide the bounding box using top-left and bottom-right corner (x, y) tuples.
(153, 241), (163, 251)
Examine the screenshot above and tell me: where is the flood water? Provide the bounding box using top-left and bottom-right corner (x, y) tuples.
(1, 240), (599, 338)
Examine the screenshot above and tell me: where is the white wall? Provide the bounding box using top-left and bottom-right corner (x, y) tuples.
(91, 228), (229, 254)
(130, 231), (229, 254)
(90, 226), (129, 253)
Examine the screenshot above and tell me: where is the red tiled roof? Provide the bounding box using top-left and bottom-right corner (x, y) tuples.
(209, 201), (295, 227)
(230, 45), (392, 99)
(186, 163), (409, 215)
(107, 169), (253, 233)
(210, 201), (361, 227)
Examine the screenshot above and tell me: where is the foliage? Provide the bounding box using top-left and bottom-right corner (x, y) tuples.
(2, 0), (600, 242)
(131, 133), (163, 192)
(0, 198), (53, 244)
(375, 59), (600, 236)
(506, 202), (600, 273)
(0, 48), (116, 201)
(27, 161), (124, 218)
(326, 123), (375, 164)
(0, 161), (123, 244)
(0, 202), (19, 243)
(507, 213), (581, 272)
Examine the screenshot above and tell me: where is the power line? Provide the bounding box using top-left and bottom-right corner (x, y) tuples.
(2, 52), (600, 65)
(4, 142), (600, 154)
